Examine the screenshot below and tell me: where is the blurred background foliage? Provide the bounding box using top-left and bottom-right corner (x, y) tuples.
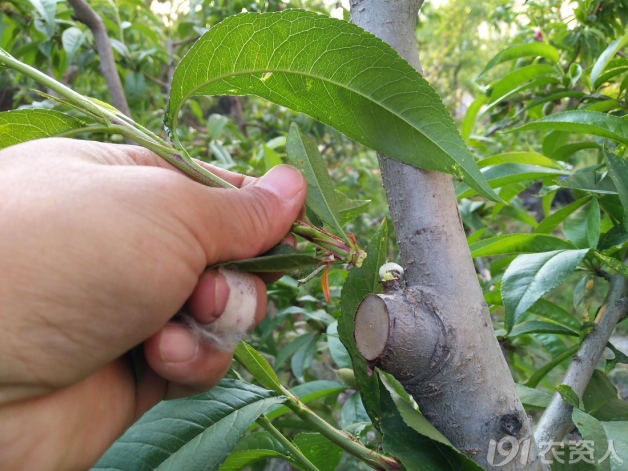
(3, 0), (628, 468)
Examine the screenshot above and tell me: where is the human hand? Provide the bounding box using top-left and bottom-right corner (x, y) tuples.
(0, 138), (306, 471)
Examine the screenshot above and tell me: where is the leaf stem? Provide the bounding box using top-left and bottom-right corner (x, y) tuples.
(256, 415), (320, 471)
(280, 387), (400, 471)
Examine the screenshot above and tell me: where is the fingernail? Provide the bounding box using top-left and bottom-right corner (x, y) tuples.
(256, 165), (303, 200)
(212, 272), (229, 323)
(159, 325), (199, 363)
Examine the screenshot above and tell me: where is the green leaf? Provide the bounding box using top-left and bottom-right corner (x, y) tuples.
(516, 384), (552, 409)
(558, 172), (617, 194)
(477, 152), (564, 169)
(262, 144), (282, 172)
(335, 190), (370, 225)
(502, 249), (589, 331)
(338, 219), (387, 428)
(551, 142), (601, 161)
(556, 384), (581, 408)
(572, 409), (611, 471)
(461, 94), (487, 142)
(378, 377), (483, 471)
(456, 163), (568, 199)
(326, 321), (351, 368)
(469, 234), (577, 257)
(286, 123), (345, 238)
(341, 392), (370, 429)
(0, 109), (85, 149)
(524, 345), (580, 388)
(601, 422), (628, 470)
(274, 333), (316, 371)
(508, 320), (578, 338)
(582, 370), (628, 420)
(514, 111), (628, 145)
(234, 341), (282, 393)
(61, 26), (85, 63)
(166, 10), (499, 201)
(562, 199), (601, 248)
(379, 373), (452, 446)
(595, 66), (628, 89)
(219, 432), (293, 471)
(594, 252), (628, 280)
(293, 433), (343, 471)
(219, 244), (320, 272)
(604, 148), (628, 232)
(515, 91), (586, 118)
(291, 334), (317, 381)
(93, 379), (285, 471)
(534, 196), (592, 234)
(590, 32), (628, 86)
(477, 42), (560, 79)
(207, 113), (228, 140)
(486, 64), (559, 107)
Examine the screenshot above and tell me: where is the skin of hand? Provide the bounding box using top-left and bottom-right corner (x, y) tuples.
(0, 138), (307, 471)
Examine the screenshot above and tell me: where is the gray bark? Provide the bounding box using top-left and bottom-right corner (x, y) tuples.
(534, 268), (628, 448)
(67, 0), (131, 119)
(349, 1), (543, 469)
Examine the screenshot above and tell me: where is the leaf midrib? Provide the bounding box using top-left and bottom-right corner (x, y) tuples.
(172, 67), (470, 175)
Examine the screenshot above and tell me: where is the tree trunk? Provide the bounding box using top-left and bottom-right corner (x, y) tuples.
(349, 1), (543, 469)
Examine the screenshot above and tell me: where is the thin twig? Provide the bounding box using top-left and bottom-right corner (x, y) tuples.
(67, 0), (131, 119)
(534, 260), (628, 447)
(256, 415), (319, 471)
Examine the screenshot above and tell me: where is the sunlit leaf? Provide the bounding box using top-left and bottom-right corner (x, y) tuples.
(166, 10), (499, 201)
(0, 109), (85, 149)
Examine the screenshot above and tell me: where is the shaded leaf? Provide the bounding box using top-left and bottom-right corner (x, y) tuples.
(572, 409), (610, 471)
(559, 172), (617, 194)
(604, 148), (628, 232)
(514, 111), (628, 145)
(335, 190), (370, 225)
(235, 341), (282, 393)
(219, 432), (293, 471)
(516, 384), (552, 409)
(293, 433), (343, 471)
(340, 392), (370, 429)
(556, 384), (581, 408)
(477, 42), (559, 79)
(590, 32), (628, 86)
(502, 249), (590, 331)
(326, 321), (351, 369)
(469, 234), (577, 257)
(524, 345), (580, 388)
(562, 199), (601, 248)
(534, 196), (592, 234)
(286, 123), (345, 238)
(219, 244), (320, 272)
(508, 320), (578, 338)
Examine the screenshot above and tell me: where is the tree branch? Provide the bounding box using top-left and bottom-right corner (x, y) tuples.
(534, 264), (628, 446)
(350, 1), (543, 469)
(67, 0), (131, 119)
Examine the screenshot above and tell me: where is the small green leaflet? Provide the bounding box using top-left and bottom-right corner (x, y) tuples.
(285, 123), (346, 239)
(514, 111), (628, 145)
(234, 341), (283, 393)
(516, 384), (552, 409)
(166, 10), (500, 201)
(562, 198), (601, 249)
(477, 42), (559, 79)
(219, 432), (295, 471)
(293, 433), (343, 471)
(604, 148), (628, 233)
(335, 190), (370, 225)
(593, 251), (628, 280)
(0, 109), (85, 149)
(556, 384), (581, 409)
(218, 244), (319, 272)
(558, 172), (617, 194)
(507, 320), (578, 338)
(477, 152), (564, 169)
(93, 379), (285, 471)
(501, 249), (589, 332)
(534, 196), (592, 234)
(524, 345), (580, 388)
(338, 219), (388, 428)
(590, 32), (628, 86)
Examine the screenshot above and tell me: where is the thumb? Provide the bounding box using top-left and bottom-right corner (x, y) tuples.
(188, 164), (307, 265)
